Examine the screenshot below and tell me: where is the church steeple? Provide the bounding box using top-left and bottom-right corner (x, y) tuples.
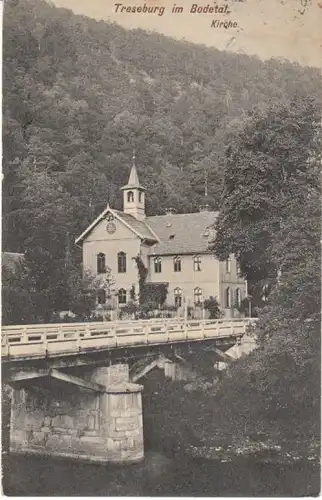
(121, 152), (146, 220)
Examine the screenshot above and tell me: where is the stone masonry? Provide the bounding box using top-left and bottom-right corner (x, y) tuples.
(10, 364), (144, 464)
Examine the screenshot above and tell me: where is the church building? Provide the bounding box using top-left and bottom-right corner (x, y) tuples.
(75, 159), (246, 317)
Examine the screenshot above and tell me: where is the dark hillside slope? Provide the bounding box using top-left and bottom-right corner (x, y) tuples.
(3, 0), (322, 323)
(3, 0), (322, 253)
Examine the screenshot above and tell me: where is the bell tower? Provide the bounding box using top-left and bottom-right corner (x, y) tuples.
(121, 152), (146, 220)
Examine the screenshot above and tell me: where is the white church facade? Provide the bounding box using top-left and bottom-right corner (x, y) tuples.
(75, 160), (246, 318)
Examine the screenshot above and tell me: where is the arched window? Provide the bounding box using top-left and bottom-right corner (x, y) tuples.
(127, 191), (134, 203)
(225, 287), (231, 308)
(235, 288), (241, 308)
(193, 255), (202, 272)
(118, 288), (127, 304)
(97, 289), (106, 305)
(97, 253), (106, 274)
(226, 258), (231, 273)
(194, 287), (203, 306)
(174, 287), (182, 308)
(236, 262), (241, 276)
(154, 257), (162, 273)
(173, 256), (181, 272)
(118, 252), (127, 273)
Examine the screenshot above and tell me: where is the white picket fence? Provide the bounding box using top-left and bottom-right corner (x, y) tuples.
(1, 318), (257, 360)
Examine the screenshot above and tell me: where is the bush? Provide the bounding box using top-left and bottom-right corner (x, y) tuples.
(203, 296), (221, 319)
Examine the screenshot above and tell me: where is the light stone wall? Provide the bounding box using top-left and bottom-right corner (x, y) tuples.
(83, 216), (141, 300)
(164, 360), (199, 381)
(219, 255), (247, 317)
(81, 215), (246, 313)
(10, 386), (104, 460)
(90, 364), (129, 385)
(10, 364), (144, 464)
(147, 253), (221, 306)
(123, 189), (145, 220)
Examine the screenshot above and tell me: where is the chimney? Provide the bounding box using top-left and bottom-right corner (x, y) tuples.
(199, 204), (211, 212)
(165, 207), (176, 215)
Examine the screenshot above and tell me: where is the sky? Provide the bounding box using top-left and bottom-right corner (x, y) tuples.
(51, 0), (322, 68)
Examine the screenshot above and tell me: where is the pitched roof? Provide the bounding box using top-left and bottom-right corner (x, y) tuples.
(75, 206), (157, 245)
(113, 210), (157, 241)
(121, 164), (146, 191)
(146, 211), (218, 255)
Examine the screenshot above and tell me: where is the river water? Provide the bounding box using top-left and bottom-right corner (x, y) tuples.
(3, 450), (320, 496)
(2, 376), (320, 496)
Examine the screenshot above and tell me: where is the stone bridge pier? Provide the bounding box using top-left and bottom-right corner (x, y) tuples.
(9, 364), (144, 464)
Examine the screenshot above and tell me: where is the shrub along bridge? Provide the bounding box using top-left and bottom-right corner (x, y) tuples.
(2, 318), (257, 464)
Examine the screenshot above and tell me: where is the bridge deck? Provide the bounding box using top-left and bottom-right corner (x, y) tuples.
(2, 318), (257, 362)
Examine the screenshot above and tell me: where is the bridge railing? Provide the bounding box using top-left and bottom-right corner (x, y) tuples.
(2, 318), (258, 360)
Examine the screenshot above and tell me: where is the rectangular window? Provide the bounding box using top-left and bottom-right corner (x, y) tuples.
(173, 256), (181, 272)
(193, 255), (202, 272)
(118, 252), (127, 273)
(154, 257), (162, 273)
(174, 288), (182, 307)
(194, 287), (203, 305)
(97, 253), (106, 274)
(226, 258), (231, 273)
(118, 289), (127, 304)
(225, 288), (231, 308)
(235, 288), (241, 307)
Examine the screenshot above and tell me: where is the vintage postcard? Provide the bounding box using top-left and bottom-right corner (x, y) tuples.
(2, 0), (321, 496)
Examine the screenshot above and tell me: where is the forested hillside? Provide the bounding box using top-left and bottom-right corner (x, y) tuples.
(3, 0), (322, 320)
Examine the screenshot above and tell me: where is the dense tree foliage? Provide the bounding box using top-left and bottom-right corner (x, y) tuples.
(203, 296), (221, 319)
(2, 260), (34, 324)
(210, 100), (320, 453)
(144, 100), (321, 459)
(213, 97), (321, 304)
(3, 0), (321, 322)
(2, 253), (102, 324)
(197, 187), (320, 454)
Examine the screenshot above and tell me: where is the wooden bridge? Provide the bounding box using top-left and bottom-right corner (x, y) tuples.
(2, 317), (257, 362)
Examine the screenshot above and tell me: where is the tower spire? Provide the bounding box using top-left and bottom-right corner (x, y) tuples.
(120, 151), (146, 220)
(199, 168), (210, 212)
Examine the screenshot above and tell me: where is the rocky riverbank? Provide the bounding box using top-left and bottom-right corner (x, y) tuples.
(142, 368), (320, 471)
(184, 441), (320, 466)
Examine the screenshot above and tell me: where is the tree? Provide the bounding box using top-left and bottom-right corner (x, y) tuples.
(203, 296), (221, 319)
(151, 115), (321, 460)
(187, 98), (322, 456)
(213, 97), (320, 303)
(66, 266), (99, 320)
(140, 283), (169, 308)
(2, 260), (34, 325)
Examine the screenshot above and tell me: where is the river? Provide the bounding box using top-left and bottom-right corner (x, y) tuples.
(2, 381), (320, 497)
(2, 450), (320, 496)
